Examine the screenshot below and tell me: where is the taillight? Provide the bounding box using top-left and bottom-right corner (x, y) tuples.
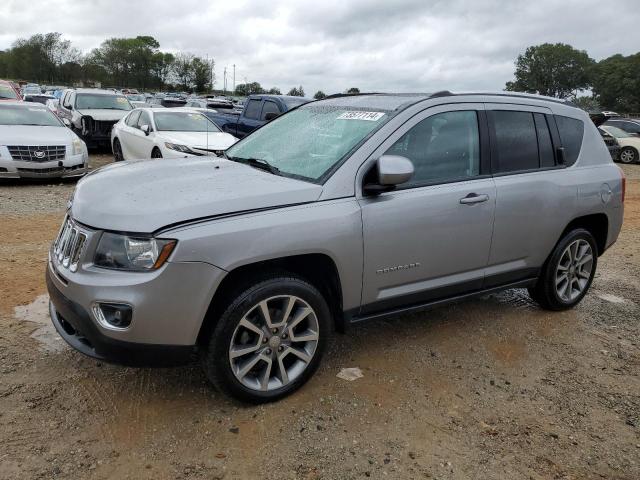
(618, 166), (626, 203)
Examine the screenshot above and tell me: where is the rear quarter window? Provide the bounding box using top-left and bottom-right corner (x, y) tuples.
(555, 115), (584, 166)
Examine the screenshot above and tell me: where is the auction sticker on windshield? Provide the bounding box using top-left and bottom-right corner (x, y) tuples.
(337, 111), (385, 121)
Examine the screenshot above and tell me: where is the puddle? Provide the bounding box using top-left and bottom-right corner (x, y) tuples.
(14, 294), (67, 353)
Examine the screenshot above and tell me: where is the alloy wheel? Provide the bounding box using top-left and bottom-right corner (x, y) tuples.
(228, 295), (319, 392)
(555, 239), (594, 302)
(620, 148), (636, 164)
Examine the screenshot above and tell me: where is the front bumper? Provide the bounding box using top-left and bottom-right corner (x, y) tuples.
(47, 267), (195, 366)
(0, 152), (88, 179)
(46, 247), (227, 365)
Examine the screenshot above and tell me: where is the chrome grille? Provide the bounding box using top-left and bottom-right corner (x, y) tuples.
(8, 145), (66, 162)
(53, 217), (87, 272)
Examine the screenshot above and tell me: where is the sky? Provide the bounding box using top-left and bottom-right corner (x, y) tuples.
(2, 0), (639, 95)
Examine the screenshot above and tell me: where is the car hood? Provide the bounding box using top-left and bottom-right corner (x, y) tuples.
(0, 125), (75, 145)
(71, 157), (323, 232)
(159, 131), (238, 150)
(75, 109), (130, 121)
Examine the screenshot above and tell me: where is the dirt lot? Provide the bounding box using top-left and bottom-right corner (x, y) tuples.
(0, 156), (638, 480)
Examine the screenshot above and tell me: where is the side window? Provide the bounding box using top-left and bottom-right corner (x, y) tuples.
(619, 121), (640, 134)
(126, 110), (141, 126)
(534, 113), (555, 168)
(63, 92), (72, 108)
(555, 115), (584, 166)
(244, 99), (262, 120)
(385, 110), (480, 186)
(491, 111), (539, 173)
(137, 111), (151, 129)
(261, 101), (280, 120)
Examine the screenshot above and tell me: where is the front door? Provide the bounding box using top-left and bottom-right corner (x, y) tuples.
(359, 104), (496, 314)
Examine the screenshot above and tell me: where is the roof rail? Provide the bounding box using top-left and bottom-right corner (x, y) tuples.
(429, 90), (454, 98)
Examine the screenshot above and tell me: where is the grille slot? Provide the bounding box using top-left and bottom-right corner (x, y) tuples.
(8, 145), (66, 162)
(54, 217), (88, 272)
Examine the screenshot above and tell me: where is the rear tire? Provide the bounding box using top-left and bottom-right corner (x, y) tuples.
(528, 228), (597, 311)
(151, 147), (162, 158)
(201, 274), (333, 403)
(619, 146), (638, 164)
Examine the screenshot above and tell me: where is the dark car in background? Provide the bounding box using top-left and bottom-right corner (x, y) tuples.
(207, 94), (310, 138)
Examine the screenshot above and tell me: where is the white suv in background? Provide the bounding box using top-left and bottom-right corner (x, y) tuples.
(0, 101), (88, 179)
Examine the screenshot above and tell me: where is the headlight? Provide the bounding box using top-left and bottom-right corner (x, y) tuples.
(164, 142), (196, 154)
(94, 232), (177, 271)
(72, 137), (84, 155)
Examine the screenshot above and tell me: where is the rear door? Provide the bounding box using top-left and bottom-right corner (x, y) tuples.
(484, 104), (576, 286)
(359, 104), (496, 313)
(235, 98), (264, 138)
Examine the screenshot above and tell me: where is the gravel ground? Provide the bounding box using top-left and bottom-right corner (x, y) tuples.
(0, 156), (638, 480)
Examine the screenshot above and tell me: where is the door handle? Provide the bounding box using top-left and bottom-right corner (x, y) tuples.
(459, 193), (489, 205)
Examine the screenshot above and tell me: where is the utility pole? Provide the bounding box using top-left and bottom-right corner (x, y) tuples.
(233, 64), (236, 94)
(223, 66), (227, 95)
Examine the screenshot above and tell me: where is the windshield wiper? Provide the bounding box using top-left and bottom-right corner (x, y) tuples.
(227, 156), (280, 175)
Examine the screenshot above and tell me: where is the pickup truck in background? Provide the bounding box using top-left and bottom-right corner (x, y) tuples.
(208, 94), (310, 139)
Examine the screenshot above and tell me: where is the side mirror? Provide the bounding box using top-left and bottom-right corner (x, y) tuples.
(264, 112), (280, 121)
(62, 118), (71, 127)
(363, 155), (414, 195)
(140, 124), (151, 135)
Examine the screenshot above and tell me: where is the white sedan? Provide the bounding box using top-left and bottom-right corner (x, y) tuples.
(111, 108), (237, 161)
(0, 101), (88, 179)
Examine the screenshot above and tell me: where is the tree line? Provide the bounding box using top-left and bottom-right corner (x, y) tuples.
(505, 43), (640, 112)
(0, 33), (217, 91)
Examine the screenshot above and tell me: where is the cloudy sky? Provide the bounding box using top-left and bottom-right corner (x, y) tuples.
(2, 0), (639, 94)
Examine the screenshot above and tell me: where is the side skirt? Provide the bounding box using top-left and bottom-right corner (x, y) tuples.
(346, 278), (538, 324)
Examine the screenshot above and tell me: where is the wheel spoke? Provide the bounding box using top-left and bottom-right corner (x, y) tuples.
(287, 306), (312, 330)
(281, 296), (296, 325)
(236, 352), (263, 380)
(259, 300), (273, 328)
(230, 342), (261, 359)
(577, 254), (593, 267)
(556, 273), (568, 286)
(291, 329), (319, 343)
(284, 346), (312, 363)
(259, 358), (273, 391)
(276, 354), (289, 385)
(238, 318), (263, 336)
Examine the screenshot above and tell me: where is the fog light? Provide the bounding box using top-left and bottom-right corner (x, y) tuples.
(92, 302), (133, 329)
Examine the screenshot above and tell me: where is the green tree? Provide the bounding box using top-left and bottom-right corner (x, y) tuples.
(571, 95), (601, 112)
(287, 85), (305, 97)
(235, 82), (264, 96)
(313, 90), (326, 100)
(505, 43), (594, 98)
(592, 53), (640, 112)
(192, 56), (214, 92)
(346, 87), (360, 94)
(151, 52), (175, 89)
(173, 53), (195, 90)
(267, 87), (281, 94)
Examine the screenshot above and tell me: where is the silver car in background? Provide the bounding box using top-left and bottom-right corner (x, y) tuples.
(0, 101), (88, 179)
(47, 92), (624, 402)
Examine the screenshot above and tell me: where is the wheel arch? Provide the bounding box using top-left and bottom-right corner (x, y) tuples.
(560, 213), (609, 256)
(196, 253), (345, 346)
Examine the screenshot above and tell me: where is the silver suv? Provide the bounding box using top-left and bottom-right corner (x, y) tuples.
(47, 92), (625, 402)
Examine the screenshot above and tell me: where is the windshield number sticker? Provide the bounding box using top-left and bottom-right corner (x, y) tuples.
(337, 111), (385, 121)
(116, 97), (127, 103)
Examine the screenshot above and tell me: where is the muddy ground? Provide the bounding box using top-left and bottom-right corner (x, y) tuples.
(0, 156), (638, 480)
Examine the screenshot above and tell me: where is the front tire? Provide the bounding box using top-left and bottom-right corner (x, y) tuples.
(619, 146), (638, 164)
(151, 147), (163, 158)
(528, 229), (597, 311)
(112, 138), (124, 162)
(201, 274), (333, 403)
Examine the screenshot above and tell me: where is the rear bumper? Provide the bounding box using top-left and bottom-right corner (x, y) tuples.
(47, 266), (196, 366)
